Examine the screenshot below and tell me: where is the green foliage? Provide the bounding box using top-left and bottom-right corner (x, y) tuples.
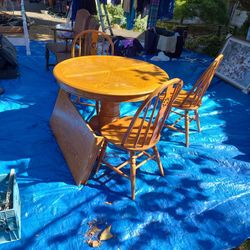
(157, 20), (176, 30)
(174, 0), (196, 22)
(105, 4), (147, 31)
(133, 15), (148, 31)
(200, 35), (225, 56)
(185, 34), (226, 56)
(174, 0), (229, 25)
(199, 0), (229, 25)
(106, 4), (126, 28)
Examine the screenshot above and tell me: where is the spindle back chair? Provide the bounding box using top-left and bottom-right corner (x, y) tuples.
(71, 29), (114, 57)
(71, 30), (114, 113)
(96, 78), (183, 200)
(166, 54), (224, 147)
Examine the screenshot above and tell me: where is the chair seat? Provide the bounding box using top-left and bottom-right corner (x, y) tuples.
(46, 42), (71, 54)
(172, 89), (201, 110)
(101, 116), (159, 151)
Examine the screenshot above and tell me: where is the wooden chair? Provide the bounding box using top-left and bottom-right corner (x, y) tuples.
(95, 78), (183, 200)
(45, 9), (99, 69)
(165, 54), (224, 147)
(71, 29), (114, 57)
(70, 29), (114, 113)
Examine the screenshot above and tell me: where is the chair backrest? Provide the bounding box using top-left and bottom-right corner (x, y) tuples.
(121, 78), (183, 149)
(71, 30), (114, 57)
(87, 16), (100, 30)
(73, 9), (90, 36)
(180, 54), (224, 108)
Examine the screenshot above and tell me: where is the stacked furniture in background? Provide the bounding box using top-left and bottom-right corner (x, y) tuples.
(45, 9), (100, 69)
(70, 30), (114, 113)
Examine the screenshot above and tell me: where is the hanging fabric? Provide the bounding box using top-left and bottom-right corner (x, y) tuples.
(71, 0), (97, 20)
(100, 0), (121, 5)
(146, 0), (160, 29)
(147, 0), (175, 28)
(157, 0), (174, 20)
(134, 0), (138, 9)
(123, 0), (136, 30)
(137, 0), (150, 18)
(111, 0), (121, 4)
(123, 0), (131, 13)
(78, 0), (97, 15)
(111, 0), (121, 5)
(71, 0), (78, 20)
(125, 9), (135, 29)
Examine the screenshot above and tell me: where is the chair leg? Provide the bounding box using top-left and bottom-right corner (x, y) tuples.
(95, 140), (108, 174)
(76, 96), (80, 103)
(195, 110), (201, 132)
(95, 101), (100, 114)
(153, 146), (164, 176)
(45, 47), (50, 70)
(185, 110), (189, 147)
(130, 151), (137, 200)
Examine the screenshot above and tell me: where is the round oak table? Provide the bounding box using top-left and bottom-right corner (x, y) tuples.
(53, 55), (169, 129)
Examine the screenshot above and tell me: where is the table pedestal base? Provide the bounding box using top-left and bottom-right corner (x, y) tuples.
(89, 101), (120, 131)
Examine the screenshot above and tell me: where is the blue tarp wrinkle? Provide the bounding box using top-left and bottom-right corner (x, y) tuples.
(0, 42), (249, 249)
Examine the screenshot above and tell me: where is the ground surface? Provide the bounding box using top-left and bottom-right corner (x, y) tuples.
(0, 2), (249, 249)
(0, 41), (249, 249)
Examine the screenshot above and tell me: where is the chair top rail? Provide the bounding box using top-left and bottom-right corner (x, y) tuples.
(180, 54), (224, 108)
(121, 78), (183, 149)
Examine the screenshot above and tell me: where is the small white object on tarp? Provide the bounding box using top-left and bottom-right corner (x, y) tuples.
(0, 169), (21, 244)
(150, 51), (171, 61)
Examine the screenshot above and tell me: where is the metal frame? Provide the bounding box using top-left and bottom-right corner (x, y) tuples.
(216, 36), (250, 94)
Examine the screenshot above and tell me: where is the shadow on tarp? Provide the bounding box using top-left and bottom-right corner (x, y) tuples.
(0, 92), (74, 185)
(212, 81), (250, 163)
(0, 42), (249, 249)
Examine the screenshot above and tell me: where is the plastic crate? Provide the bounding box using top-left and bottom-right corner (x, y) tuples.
(0, 169), (21, 244)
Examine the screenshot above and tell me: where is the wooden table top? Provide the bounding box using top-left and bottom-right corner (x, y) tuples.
(53, 56), (169, 102)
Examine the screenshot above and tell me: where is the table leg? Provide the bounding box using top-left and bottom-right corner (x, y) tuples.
(89, 101), (120, 130)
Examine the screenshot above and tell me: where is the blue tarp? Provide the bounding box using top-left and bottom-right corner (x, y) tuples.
(0, 41), (249, 249)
